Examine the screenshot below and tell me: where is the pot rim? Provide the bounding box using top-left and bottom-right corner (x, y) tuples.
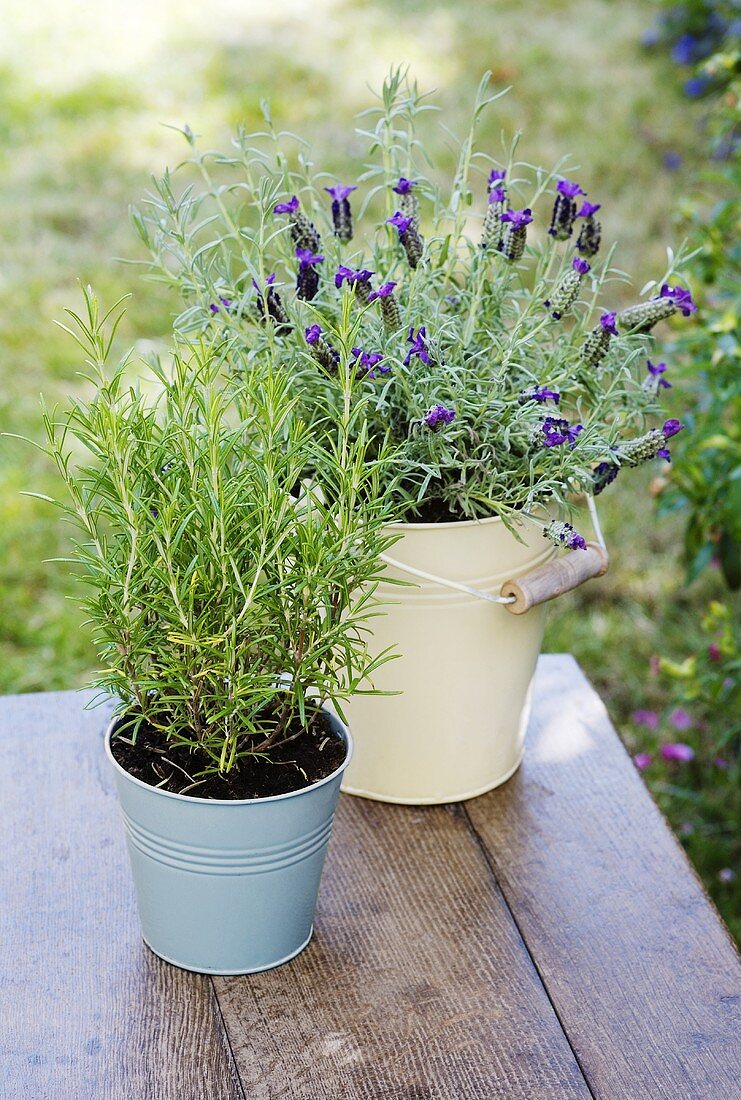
(104, 707), (353, 808)
(385, 509), (549, 533)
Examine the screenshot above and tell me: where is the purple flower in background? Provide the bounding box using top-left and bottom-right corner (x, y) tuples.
(669, 707), (693, 732)
(541, 417), (584, 447)
(209, 303), (220, 314)
(393, 177), (416, 195)
(305, 324), (323, 345)
(708, 643), (722, 662)
(647, 360), (671, 389)
(718, 868), (736, 884)
(577, 202), (601, 218)
(568, 531), (587, 550)
(488, 169), (506, 186)
(634, 752), (653, 771)
(659, 284), (697, 316)
(657, 448), (671, 462)
(684, 75), (711, 98)
(501, 208), (533, 229)
(335, 265), (355, 288)
(572, 256), (591, 275)
(714, 756), (728, 768)
(404, 326), (431, 367)
(557, 179), (586, 198)
(660, 742), (695, 763)
(367, 281), (397, 302)
(424, 403), (456, 429)
(274, 195), (300, 215)
(387, 211), (414, 235)
(252, 273), (277, 291)
(671, 34), (699, 65)
(209, 296), (232, 314)
(662, 418), (684, 438)
(600, 311), (619, 335)
(324, 183), (357, 202)
(663, 152), (683, 171)
(632, 709), (659, 731)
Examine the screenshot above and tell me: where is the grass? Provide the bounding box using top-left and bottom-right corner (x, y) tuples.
(0, 1), (737, 931)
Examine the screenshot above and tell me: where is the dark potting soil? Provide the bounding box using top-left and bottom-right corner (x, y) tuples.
(110, 707), (346, 800)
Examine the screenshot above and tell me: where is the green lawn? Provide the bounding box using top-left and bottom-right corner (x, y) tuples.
(0, 1), (737, 930)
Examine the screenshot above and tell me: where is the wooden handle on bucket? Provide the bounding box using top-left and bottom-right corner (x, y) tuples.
(501, 541), (609, 615)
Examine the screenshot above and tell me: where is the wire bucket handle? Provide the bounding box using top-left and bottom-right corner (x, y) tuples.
(379, 496), (609, 615)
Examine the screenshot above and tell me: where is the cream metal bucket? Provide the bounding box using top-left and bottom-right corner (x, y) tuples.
(342, 514), (555, 804)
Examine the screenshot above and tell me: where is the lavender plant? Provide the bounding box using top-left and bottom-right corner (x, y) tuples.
(37, 289), (398, 788)
(131, 69), (698, 549)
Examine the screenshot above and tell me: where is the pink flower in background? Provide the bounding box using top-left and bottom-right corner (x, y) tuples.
(708, 643), (722, 662)
(633, 752), (653, 771)
(660, 742), (695, 763)
(632, 709), (659, 730)
(669, 707), (693, 731)
(714, 757), (729, 769)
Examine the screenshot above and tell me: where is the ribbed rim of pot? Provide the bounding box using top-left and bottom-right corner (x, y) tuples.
(385, 510), (548, 532)
(104, 710), (353, 807)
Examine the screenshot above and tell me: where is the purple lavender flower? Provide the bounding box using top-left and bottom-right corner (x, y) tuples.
(404, 326), (431, 367)
(575, 201), (602, 257)
(305, 324), (323, 345)
(424, 403), (456, 429)
(657, 448), (671, 462)
(367, 281), (397, 302)
(253, 274), (291, 335)
(550, 181), (585, 240)
(519, 386), (560, 405)
(387, 211), (414, 234)
(335, 265), (355, 289)
(488, 169), (506, 188)
(582, 312), (618, 368)
(557, 179), (587, 198)
(669, 707), (693, 731)
(335, 266), (375, 302)
(543, 519), (588, 551)
(646, 360), (671, 389)
(659, 284), (697, 316)
(600, 311), (619, 335)
(209, 303), (220, 315)
(663, 152), (683, 171)
(684, 75), (711, 98)
(325, 183), (357, 243)
(274, 195), (300, 215)
(671, 33), (700, 65)
(482, 186), (508, 249)
(388, 211), (423, 268)
(296, 247), (324, 301)
(393, 177), (416, 195)
(662, 418), (684, 438)
(577, 202), (601, 219)
(499, 208), (532, 262)
(634, 752), (653, 771)
(352, 347), (390, 380)
(488, 187), (507, 204)
(593, 460), (619, 494)
(545, 256), (591, 319)
(573, 257), (590, 275)
(541, 417), (584, 447)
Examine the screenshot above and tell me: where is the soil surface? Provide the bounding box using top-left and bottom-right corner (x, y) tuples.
(110, 707), (346, 800)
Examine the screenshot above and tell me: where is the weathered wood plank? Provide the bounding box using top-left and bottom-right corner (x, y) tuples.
(214, 794), (593, 1100)
(0, 690), (241, 1100)
(466, 654), (741, 1100)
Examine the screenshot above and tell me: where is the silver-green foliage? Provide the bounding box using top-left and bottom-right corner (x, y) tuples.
(39, 290), (398, 775)
(131, 68), (693, 527)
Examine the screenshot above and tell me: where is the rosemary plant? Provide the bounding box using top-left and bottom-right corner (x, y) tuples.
(38, 289), (398, 785)
(132, 68), (697, 548)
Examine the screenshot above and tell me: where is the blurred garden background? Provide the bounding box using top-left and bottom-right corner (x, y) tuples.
(0, 1), (738, 933)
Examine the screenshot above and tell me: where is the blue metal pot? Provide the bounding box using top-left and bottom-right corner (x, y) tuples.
(105, 712), (351, 974)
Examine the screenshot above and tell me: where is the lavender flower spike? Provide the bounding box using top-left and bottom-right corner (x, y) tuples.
(274, 195), (300, 215)
(540, 416), (584, 447)
(392, 176), (420, 226)
(295, 246), (324, 302)
(487, 168), (506, 190)
(325, 183), (357, 243)
(576, 201), (602, 255)
(275, 194), (321, 253)
(352, 347), (390, 380)
(499, 208), (532, 262)
(544, 255), (590, 320)
(387, 211), (424, 269)
(254, 273), (291, 335)
(543, 520), (588, 551)
(481, 186), (508, 250)
(368, 281), (401, 331)
(549, 180), (586, 240)
(619, 284), (697, 333)
(304, 324), (339, 374)
(582, 311), (618, 367)
(424, 404), (456, 430)
(659, 284), (697, 316)
(518, 386), (560, 405)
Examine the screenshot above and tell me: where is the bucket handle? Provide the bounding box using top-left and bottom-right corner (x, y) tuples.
(378, 496), (609, 612)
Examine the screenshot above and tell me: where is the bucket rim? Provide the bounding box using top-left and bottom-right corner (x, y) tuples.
(384, 510), (548, 533)
(104, 708), (353, 808)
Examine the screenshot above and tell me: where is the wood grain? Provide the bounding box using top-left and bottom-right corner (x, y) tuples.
(214, 795), (593, 1099)
(502, 543), (609, 614)
(466, 654), (741, 1100)
(0, 690), (241, 1100)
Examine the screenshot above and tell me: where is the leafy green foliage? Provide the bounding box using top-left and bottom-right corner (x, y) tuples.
(39, 289), (399, 774)
(132, 70), (692, 537)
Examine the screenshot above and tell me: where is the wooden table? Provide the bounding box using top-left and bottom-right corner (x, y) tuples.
(2, 655), (739, 1099)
